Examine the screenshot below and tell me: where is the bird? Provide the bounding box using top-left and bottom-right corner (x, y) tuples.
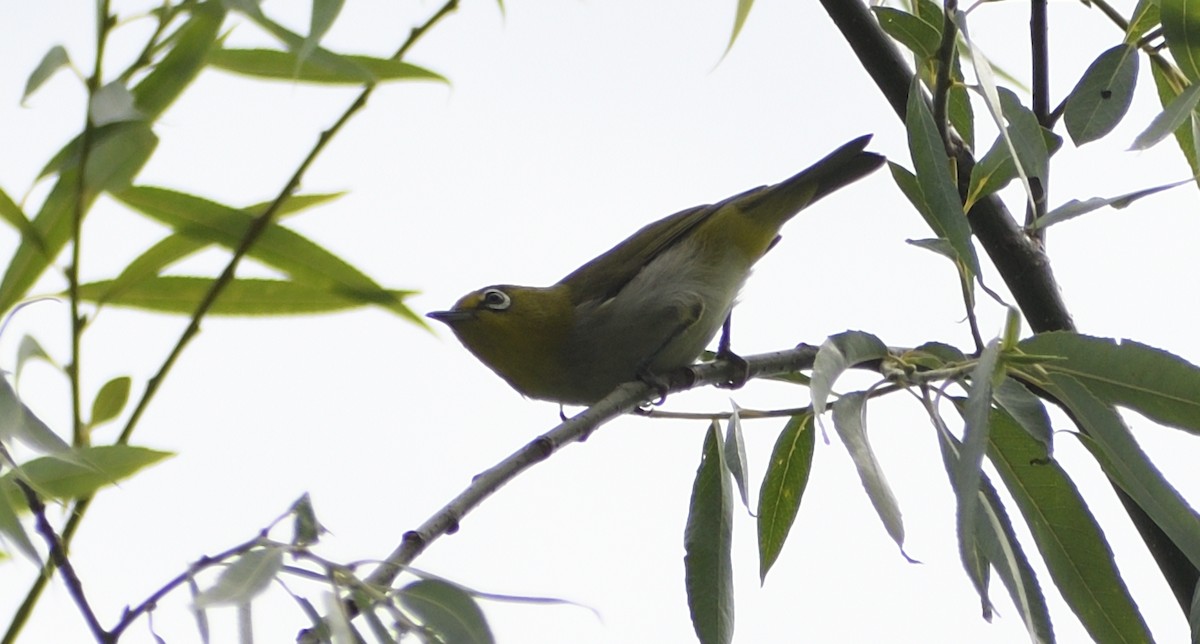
(428, 135), (885, 405)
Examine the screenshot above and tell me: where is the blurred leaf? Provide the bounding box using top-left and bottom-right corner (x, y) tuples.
(2, 445), (172, 506)
(0, 187), (46, 257)
(398, 579), (495, 644)
(0, 483), (37, 562)
(15, 335), (57, 386)
(89, 376), (131, 428)
(1131, 75), (1200, 151)
(1064, 45), (1139, 146)
(1162, 0), (1200, 82)
(113, 187), (422, 323)
(725, 0), (754, 54)
(1019, 332), (1200, 434)
(984, 402), (1150, 643)
(209, 48), (445, 85)
(723, 412), (752, 513)
(831, 392), (905, 553)
(873, 7), (940, 60)
(291, 493), (323, 547)
(78, 276), (415, 317)
(299, 0), (344, 67)
(992, 377), (1052, 448)
(0, 376), (70, 457)
(904, 80), (980, 277)
(686, 421), (734, 644)
(1126, 0), (1161, 43)
(90, 81), (142, 126)
(1050, 374), (1200, 571)
(195, 547), (284, 608)
(1151, 62), (1200, 177)
(132, 1), (226, 119)
(1033, 178), (1192, 229)
(810, 331), (888, 418)
(23, 45), (71, 104)
(757, 413), (815, 582)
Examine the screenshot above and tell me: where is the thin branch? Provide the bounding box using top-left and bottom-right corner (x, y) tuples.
(933, 0), (959, 148)
(15, 480), (106, 642)
(1029, 0), (1049, 235)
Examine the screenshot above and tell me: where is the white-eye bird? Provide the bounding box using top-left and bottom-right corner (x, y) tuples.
(428, 135), (885, 404)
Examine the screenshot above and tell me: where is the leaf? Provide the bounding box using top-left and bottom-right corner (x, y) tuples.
(90, 81), (142, 126)
(685, 422), (734, 644)
(872, 7), (941, 60)
(194, 547), (285, 608)
(0, 376), (70, 457)
(1126, 0), (1161, 44)
(1033, 178), (1193, 229)
(1050, 374), (1200, 571)
(956, 338), (1003, 612)
(0, 187), (43, 253)
(299, 0), (345, 68)
(965, 128), (1063, 212)
(1064, 45), (1139, 146)
(0, 480), (38, 562)
(723, 412), (752, 513)
(810, 331), (888, 418)
(984, 402), (1151, 643)
(77, 276), (416, 317)
(208, 49), (446, 85)
(89, 376), (132, 428)
(991, 377), (1052, 448)
(1018, 332), (1200, 434)
(397, 579), (495, 644)
(997, 88), (1050, 203)
(2, 445), (172, 506)
(904, 80), (980, 278)
(112, 187), (422, 323)
(132, 2), (226, 120)
(933, 425), (993, 619)
(15, 335), (57, 386)
(1130, 76), (1200, 151)
(23, 45), (71, 104)
(1162, 0), (1200, 82)
(756, 413), (815, 582)
(831, 392), (905, 553)
(725, 0), (754, 54)
(290, 493), (323, 547)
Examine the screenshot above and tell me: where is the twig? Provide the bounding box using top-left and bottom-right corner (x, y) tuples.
(1028, 0), (1049, 235)
(932, 0), (958, 149)
(15, 480), (107, 642)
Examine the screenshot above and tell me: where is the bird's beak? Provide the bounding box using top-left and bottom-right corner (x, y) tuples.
(426, 309), (473, 325)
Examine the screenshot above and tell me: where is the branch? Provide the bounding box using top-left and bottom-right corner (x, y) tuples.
(820, 0), (1198, 612)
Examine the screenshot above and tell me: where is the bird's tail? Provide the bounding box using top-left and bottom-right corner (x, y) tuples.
(744, 135), (886, 226)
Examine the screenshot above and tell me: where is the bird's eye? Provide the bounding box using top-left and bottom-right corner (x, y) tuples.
(481, 288), (511, 311)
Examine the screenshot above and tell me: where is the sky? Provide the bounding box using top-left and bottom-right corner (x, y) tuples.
(1, 1), (1199, 643)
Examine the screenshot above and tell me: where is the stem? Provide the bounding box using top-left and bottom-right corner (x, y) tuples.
(1029, 0), (1049, 235)
(933, 0), (958, 149)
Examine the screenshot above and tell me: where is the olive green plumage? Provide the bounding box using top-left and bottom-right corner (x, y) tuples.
(429, 135), (885, 404)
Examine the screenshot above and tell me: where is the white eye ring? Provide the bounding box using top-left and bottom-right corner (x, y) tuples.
(481, 288), (511, 311)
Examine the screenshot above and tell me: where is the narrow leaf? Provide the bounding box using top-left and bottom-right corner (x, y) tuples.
(992, 377), (1052, 448)
(904, 80), (980, 277)
(872, 7), (941, 60)
(1162, 0), (1200, 82)
(984, 402), (1151, 643)
(23, 45), (71, 103)
(2, 445), (172, 506)
(956, 338), (1003, 612)
(685, 422), (734, 644)
(0, 376), (70, 456)
(934, 425), (993, 619)
(89, 376), (132, 428)
(1051, 375), (1200, 571)
(1130, 78), (1200, 151)
(90, 81), (142, 126)
(397, 579), (495, 644)
(0, 484), (38, 562)
(725, 0), (755, 54)
(299, 0), (345, 67)
(831, 392), (906, 552)
(1064, 45), (1139, 146)
(757, 413), (815, 582)
(208, 48), (446, 85)
(132, 2), (226, 119)
(1033, 178), (1192, 229)
(810, 331), (888, 418)
(1018, 332), (1200, 435)
(195, 547), (285, 608)
(1126, 0), (1161, 43)
(723, 412), (752, 513)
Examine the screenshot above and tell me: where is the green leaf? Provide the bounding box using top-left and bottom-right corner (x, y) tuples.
(194, 547), (284, 608)
(831, 392), (905, 553)
(1064, 45), (1139, 146)
(1131, 73), (1200, 151)
(208, 48), (446, 85)
(756, 413), (815, 582)
(872, 7), (941, 60)
(0, 187), (44, 254)
(949, 80), (975, 151)
(112, 187), (422, 322)
(2, 445), (172, 505)
(888, 162), (932, 221)
(1162, 0), (1200, 82)
(991, 377), (1052, 447)
(933, 427), (993, 618)
(904, 80), (980, 278)
(1151, 62), (1200, 176)
(132, 2), (226, 119)
(1018, 332), (1200, 434)
(77, 276), (415, 317)
(0, 376), (70, 457)
(686, 421), (734, 644)
(15, 335), (57, 387)
(299, 0), (345, 68)
(89, 376), (132, 428)
(1126, 0), (1161, 44)
(956, 338), (1003, 613)
(397, 579), (495, 644)
(90, 81), (142, 126)
(23, 45), (72, 104)
(1050, 374), (1200, 571)
(725, 0), (754, 54)
(1033, 178), (1193, 229)
(985, 402), (1151, 643)
(997, 88), (1050, 202)
(723, 413), (752, 513)
(810, 330), (888, 418)
(0, 483), (37, 562)
(965, 128), (1063, 212)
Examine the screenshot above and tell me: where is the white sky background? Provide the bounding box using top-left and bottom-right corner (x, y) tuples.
(1, 1), (1199, 642)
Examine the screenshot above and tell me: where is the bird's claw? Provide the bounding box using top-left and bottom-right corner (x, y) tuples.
(715, 349), (750, 390)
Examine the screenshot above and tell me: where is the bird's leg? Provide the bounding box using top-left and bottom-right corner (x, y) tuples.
(715, 312), (750, 389)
